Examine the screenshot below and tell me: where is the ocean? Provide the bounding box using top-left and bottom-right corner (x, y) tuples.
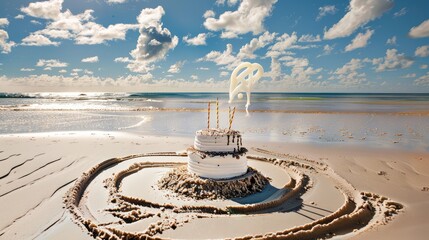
(0, 92), (428, 151)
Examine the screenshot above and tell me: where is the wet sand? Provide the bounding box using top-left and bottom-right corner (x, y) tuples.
(0, 132), (427, 239)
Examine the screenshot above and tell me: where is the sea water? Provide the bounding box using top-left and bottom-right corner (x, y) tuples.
(0, 92), (428, 151)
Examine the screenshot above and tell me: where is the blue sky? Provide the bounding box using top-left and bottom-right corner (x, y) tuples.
(0, 0), (428, 92)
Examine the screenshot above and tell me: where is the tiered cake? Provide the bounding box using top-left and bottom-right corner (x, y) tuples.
(187, 128), (248, 179)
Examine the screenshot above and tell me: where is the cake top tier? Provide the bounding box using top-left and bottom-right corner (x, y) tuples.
(196, 128), (241, 137)
(194, 128), (243, 153)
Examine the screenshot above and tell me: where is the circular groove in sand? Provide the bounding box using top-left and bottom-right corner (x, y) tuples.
(64, 152), (403, 239)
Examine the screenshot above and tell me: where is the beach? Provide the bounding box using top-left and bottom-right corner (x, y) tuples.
(0, 93), (428, 239)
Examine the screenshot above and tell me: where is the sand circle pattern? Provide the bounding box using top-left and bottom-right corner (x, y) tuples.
(64, 150), (404, 239)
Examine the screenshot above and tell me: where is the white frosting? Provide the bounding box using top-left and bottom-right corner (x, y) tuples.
(188, 128), (247, 179)
(187, 151), (247, 179)
(193, 129), (242, 152)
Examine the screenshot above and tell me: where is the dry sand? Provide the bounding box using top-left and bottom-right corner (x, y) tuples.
(0, 131), (428, 239)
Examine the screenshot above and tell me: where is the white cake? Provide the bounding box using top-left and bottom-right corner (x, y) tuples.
(187, 129), (248, 179)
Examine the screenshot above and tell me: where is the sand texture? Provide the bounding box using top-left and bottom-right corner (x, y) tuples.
(1, 132), (427, 239)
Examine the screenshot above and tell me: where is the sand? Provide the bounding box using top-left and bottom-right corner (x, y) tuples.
(0, 131), (428, 239)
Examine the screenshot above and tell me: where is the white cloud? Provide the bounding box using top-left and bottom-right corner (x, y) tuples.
(415, 45), (429, 57)
(44, 67), (52, 71)
(333, 58), (367, 85)
(421, 64), (428, 69)
(114, 57), (131, 63)
(414, 72), (429, 86)
(31, 20), (42, 25)
(393, 7), (407, 17)
(84, 69), (93, 75)
(190, 75), (198, 80)
(298, 34), (321, 42)
(59, 69), (67, 73)
(198, 43), (239, 70)
(0, 74), (233, 92)
(21, 0), (64, 20)
(21, 34), (60, 46)
(321, 44), (334, 56)
(72, 68), (82, 72)
(15, 14), (25, 20)
(317, 5), (337, 21)
(126, 6), (178, 73)
(36, 59), (68, 68)
(345, 29), (374, 52)
(34, 29), (73, 39)
(0, 18), (9, 26)
(409, 19), (429, 38)
(401, 73), (416, 78)
(81, 56), (99, 63)
(324, 0), (393, 39)
(372, 49), (413, 72)
(386, 36), (396, 45)
(204, 0), (277, 37)
(20, 68), (35, 72)
(220, 71), (229, 77)
(216, 0), (239, 6)
(198, 67), (209, 71)
(20, 0), (139, 46)
(203, 10), (215, 19)
(183, 33), (208, 46)
(238, 31), (276, 59)
(167, 61), (185, 73)
(266, 32), (297, 58)
(0, 29), (16, 54)
(106, 0), (127, 4)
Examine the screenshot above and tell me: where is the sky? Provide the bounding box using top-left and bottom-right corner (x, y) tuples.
(0, 0), (428, 92)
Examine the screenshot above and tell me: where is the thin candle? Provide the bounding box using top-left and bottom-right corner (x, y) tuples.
(207, 101), (211, 129)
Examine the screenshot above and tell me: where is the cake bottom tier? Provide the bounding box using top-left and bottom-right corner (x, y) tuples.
(187, 151), (247, 179)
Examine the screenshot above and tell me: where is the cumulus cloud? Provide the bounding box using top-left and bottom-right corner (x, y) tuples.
(324, 0), (393, 39)
(183, 33), (208, 46)
(21, 0), (64, 20)
(0, 18), (9, 26)
(126, 6), (178, 73)
(216, 0), (239, 6)
(203, 10), (215, 19)
(319, 44), (334, 57)
(21, 34), (60, 46)
(415, 45), (429, 57)
(317, 5), (337, 21)
(333, 58), (367, 85)
(0, 29), (16, 54)
(190, 75), (198, 80)
(81, 56), (99, 63)
(266, 32), (298, 58)
(372, 49), (413, 72)
(20, 0), (139, 46)
(36, 59), (68, 68)
(198, 43), (239, 70)
(409, 19), (429, 38)
(204, 0), (277, 38)
(167, 61), (185, 73)
(15, 15), (25, 20)
(114, 57), (131, 63)
(414, 72), (429, 86)
(298, 34), (321, 42)
(421, 64), (428, 69)
(345, 29), (374, 52)
(238, 31), (276, 59)
(0, 74), (233, 92)
(386, 36), (396, 45)
(20, 68), (35, 72)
